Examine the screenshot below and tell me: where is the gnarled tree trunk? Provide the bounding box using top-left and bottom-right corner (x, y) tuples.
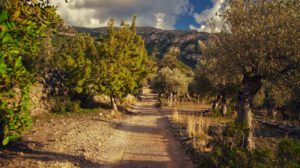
(220, 94), (227, 116)
(236, 76), (262, 149)
(110, 95), (118, 112)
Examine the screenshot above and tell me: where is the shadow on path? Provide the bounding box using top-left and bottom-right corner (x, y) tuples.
(0, 141), (103, 168)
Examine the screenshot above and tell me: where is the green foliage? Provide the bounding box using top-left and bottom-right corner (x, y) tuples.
(203, 0), (300, 80)
(60, 34), (93, 97)
(211, 122), (275, 168)
(252, 77), (300, 120)
(0, 0), (61, 145)
(151, 67), (191, 106)
(51, 97), (80, 114)
(95, 16), (150, 107)
(277, 138), (300, 167)
(157, 55), (192, 76)
(211, 108), (222, 117)
(191, 59), (241, 117)
(151, 67), (190, 96)
(35, 15), (150, 112)
(190, 60), (213, 98)
(211, 122), (300, 168)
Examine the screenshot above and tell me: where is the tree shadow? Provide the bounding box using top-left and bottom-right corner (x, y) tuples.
(0, 140), (103, 168)
(93, 118), (158, 135)
(159, 108), (208, 116)
(253, 122), (300, 139)
(120, 159), (168, 168)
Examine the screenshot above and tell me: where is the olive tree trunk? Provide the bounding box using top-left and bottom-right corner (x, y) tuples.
(236, 76), (262, 149)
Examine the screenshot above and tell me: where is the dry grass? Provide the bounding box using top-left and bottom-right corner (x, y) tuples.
(172, 108), (179, 121)
(172, 110), (211, 151)
(171, 109), (232, 153)
(165, 103), (211, 110)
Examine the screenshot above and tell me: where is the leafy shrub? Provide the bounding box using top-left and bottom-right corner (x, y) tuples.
(211, 108), (222, 117)
(277, 138), (300, 168)
(211, 121), (300, 168)
(51, 97), (80, 114)
(249, 148), (274, 168)
(211, 121), (275, 168)
(151, 67), (191, 106)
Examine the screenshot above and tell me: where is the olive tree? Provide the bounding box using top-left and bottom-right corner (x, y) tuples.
(201, 0), (300, 148)
(151, 67), (190, 105)
(191, 60), (241, 116)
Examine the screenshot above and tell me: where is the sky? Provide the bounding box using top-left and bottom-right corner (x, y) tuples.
(51, 0), (226, 32)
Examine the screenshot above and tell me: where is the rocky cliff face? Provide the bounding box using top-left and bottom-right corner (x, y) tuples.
(73, 26), (209, 68)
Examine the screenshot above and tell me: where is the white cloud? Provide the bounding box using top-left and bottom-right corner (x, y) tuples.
(51, 0), (191, 29)
(190, 24), (208, 32)
(189, 0), (226, 32)
(155, 13), (166, 29)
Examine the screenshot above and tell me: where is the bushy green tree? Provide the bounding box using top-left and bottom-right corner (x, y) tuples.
(95, 16), (149, 111)
(151, 67), (190, 105)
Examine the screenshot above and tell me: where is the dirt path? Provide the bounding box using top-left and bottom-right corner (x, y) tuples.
(97, 88), (194, 168)
(0, 88), (194, 168)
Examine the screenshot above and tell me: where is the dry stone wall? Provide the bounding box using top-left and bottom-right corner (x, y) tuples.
(28, 70), (68, 116)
